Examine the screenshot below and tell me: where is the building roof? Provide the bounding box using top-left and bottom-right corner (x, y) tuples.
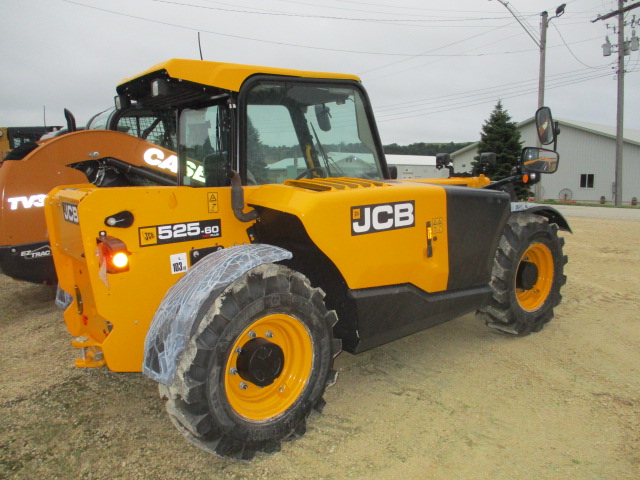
(385, 154), (436, 166)
(451, 117), (640, 158)
(551, 118), (640, 146)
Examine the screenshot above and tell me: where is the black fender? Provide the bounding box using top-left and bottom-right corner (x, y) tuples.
(142, 243), (292, 385)
(510, 202), (572, 233)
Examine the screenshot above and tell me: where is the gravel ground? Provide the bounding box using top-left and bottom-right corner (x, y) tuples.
(1, 214), (639, 480)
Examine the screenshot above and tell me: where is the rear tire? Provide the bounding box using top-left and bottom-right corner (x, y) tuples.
(478, 213), (567, 335)
(164, 263), (340, 459)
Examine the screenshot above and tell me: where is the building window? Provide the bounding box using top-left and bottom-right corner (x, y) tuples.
(580, 174), (594, 189)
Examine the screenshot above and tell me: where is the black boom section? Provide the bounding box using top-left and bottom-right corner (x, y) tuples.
(444, 186), (511, 290)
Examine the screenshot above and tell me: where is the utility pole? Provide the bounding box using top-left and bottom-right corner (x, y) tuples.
(538, 11), (549, 112)
(593, 1), (640, 206)
(493, 1), (565, 111)
(615, 1), (625, 207)
(491, 1), (565, 201)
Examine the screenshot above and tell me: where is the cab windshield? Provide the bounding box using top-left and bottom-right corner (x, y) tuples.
(176, 79), (383, 187)
(244, 80), (383, 184)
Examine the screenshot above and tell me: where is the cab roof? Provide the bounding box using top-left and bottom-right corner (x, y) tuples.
(117, 58), (361, 93)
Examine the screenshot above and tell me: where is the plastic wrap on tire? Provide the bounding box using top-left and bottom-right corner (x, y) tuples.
(142, 243), (292, 385)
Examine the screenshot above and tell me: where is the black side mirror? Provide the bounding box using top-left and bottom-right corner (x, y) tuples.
(388, 165), (398, 180)
(435, 153), (450, 169)
(315, 104), (332, 132)
(535, 107), (556, 146)
(520, 147), (559, 174)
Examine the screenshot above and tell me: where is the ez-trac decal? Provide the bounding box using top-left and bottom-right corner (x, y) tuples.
(351, 201), (415, 235)
(20, 245), (52, 260)
(139, 219), (221, 247)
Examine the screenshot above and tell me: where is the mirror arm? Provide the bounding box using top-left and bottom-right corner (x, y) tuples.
(482, 175), (520, 190)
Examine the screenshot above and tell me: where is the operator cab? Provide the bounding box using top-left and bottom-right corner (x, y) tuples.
(114, 60), (390, 188)
(179, 79), (385, 187)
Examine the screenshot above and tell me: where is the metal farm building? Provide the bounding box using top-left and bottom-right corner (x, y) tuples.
(451, 118), (640, 204)
(385, 154), (448, 180)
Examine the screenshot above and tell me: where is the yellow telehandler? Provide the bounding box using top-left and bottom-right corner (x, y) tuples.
(45, 59), (569, 459)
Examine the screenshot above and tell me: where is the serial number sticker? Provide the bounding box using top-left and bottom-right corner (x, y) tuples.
(170, 253), (188, 274)
(138, 219), (222, 247)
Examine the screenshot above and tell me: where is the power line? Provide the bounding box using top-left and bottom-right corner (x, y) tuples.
(59, 0), (509, 56)
(366, 33), (605, 81)
(151, 0), (514, 25)
(329, 0), (541, 15)
(225, 0), (518, 20)
(374, 65), (613, 112)
(60, 0), (601, 65)
(552, 23), (606, 68)
(375, 70), (613, 121)
(359, 20), (518, 74)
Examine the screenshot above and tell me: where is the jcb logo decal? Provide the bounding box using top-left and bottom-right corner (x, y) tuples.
(351, 201), (415, 235)
(139, 227), (158, 246)
(62, 202), (79, 224)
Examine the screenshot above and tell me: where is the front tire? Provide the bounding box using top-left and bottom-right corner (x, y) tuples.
(164, 263), (340, 459)
(478, 213), (567, 335)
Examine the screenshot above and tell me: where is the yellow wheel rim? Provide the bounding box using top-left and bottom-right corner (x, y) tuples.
(516, 243), (554, 312)
(224, 314), (313, 421)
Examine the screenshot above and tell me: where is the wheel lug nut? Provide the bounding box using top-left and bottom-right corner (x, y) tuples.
(240, 382), (248, 390)
(248, 330), (256, 338)
(230, 367), (238, 375)
(235, 347), (242, 354)
(266, 330), (273, 338)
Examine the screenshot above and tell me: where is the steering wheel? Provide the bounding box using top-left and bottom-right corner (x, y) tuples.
(295, 167), (326, 180)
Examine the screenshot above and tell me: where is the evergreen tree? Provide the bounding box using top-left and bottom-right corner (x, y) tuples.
(474, 101), (528, 199)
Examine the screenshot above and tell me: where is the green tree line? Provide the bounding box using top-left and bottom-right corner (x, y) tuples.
(383, 141), (472, 156)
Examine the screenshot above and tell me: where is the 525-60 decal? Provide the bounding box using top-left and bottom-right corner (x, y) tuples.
(139, 219), (221, 246)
